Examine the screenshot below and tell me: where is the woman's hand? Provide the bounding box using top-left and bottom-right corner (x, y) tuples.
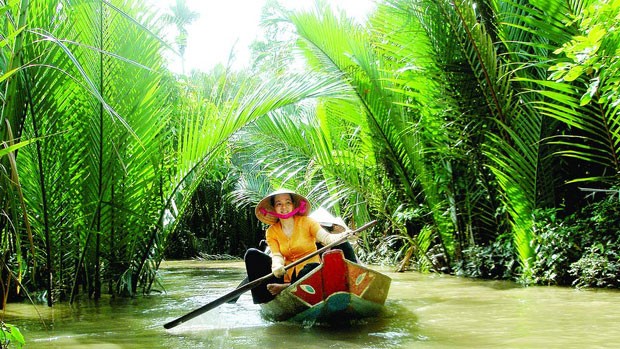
(273, 265), (286, 278)
(271, 253), (285, 277)
(345, 230), (359, 242)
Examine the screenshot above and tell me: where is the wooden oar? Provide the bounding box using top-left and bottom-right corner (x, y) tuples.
(163, 220), (377, 329)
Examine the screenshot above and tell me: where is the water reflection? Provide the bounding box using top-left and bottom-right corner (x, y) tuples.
(3, 260), (619, 348)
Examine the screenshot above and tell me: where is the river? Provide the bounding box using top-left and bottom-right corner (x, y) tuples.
(2, 260), (619, 348)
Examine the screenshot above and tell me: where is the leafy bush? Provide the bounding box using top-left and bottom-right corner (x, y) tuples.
(356, 232), (401, 266)
(165, 227), (204, 259)
(530, 208), (582, 285)
(567, 193), (620, 288)
(453, 193), (620, 288)
(569, 244), (620, 288)
(531, 193), (620, 287)
(453, 234), (519, 279)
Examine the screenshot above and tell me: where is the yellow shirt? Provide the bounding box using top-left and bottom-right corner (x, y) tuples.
(266, 216), (321, 282)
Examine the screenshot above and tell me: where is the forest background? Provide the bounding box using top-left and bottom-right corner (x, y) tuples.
(1, 0), (619, 313)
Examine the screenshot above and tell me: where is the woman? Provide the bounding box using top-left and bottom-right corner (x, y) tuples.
(244, 189), (355, 304)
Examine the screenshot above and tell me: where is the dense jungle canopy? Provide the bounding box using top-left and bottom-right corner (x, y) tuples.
(1, 0), (619, 309)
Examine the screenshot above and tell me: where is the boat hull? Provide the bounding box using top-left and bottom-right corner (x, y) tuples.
(260, 249), (391, 323)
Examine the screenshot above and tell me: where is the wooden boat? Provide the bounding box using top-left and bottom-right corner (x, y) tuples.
(259, 249), (391, 323)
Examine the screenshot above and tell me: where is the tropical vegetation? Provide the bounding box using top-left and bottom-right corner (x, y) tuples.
(1, 321), (24, 349)
(1, 0), (619, 325)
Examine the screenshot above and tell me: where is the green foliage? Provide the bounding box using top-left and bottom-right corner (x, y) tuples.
(1, 0), (354, 305)
(568, 193), (620, 288)
(549, 0), (620, 107)
(456, 192), (620, 287)
(355, 224), (401, 266)
(531, 193), (620, 287)
(541, 0), (620, 182)
(454, 234), (519, 280)
(222, 0), (620, 289)
(531, 208), (583, 285)
(0, 322), (25, 349)
(570, 244), (620, 288)
(167, 169), (262, 259)
(2, 0), (620, 310)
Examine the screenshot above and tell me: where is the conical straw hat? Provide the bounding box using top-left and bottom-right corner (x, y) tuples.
(255, 189), (311, 225)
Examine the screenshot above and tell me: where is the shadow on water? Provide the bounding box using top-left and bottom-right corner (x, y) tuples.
(262, 313), (419, 349)
(164, 301), (420, 349)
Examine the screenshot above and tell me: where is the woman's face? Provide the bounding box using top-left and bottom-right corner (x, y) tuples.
(273, 194), (294, 215)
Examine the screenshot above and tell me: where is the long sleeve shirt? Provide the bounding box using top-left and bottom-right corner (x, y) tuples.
(265, 215), (346, 282)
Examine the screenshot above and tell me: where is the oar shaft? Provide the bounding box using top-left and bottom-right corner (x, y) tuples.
(163, 272), (272, 329)
(292, 219), (377, 267)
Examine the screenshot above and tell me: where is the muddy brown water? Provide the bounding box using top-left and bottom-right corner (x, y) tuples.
(3, 260), (619, 348)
